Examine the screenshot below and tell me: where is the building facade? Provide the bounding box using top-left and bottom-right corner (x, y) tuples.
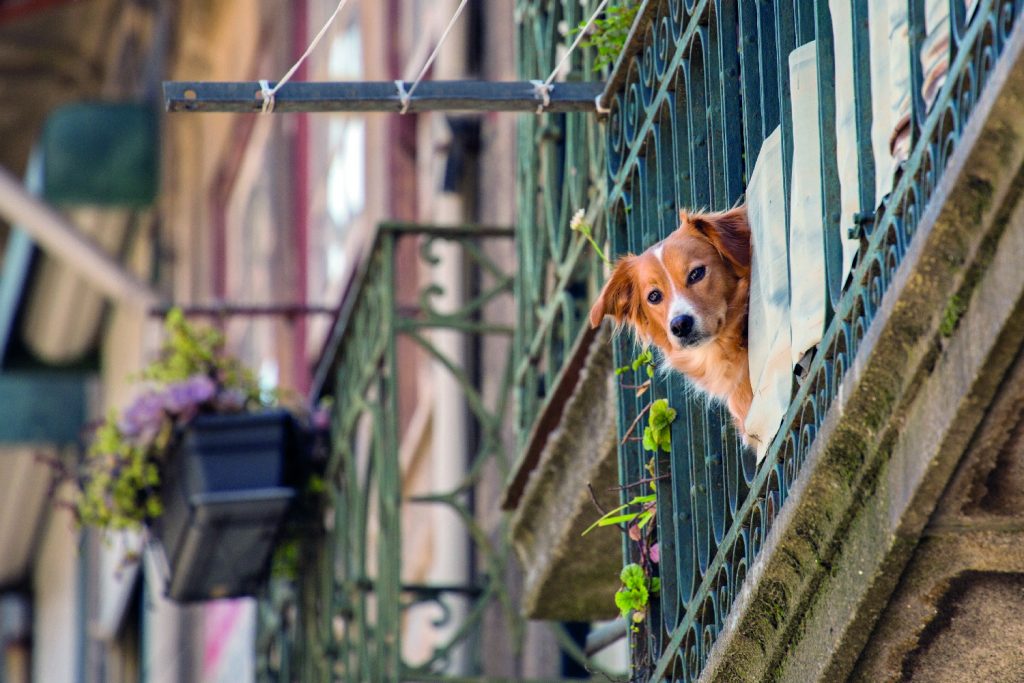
(4, 0), (1024, 682)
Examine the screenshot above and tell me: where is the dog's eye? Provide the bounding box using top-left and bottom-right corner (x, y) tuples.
(647, 289), (663, 304)
(687, 266), (706, 285)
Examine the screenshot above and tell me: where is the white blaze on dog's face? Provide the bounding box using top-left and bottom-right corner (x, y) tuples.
(588, 207), (751, 354)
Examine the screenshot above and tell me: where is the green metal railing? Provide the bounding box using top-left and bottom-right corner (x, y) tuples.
(514, 0), (620, 453)
(256, 223), (599, 682)
(598, 0), (1022, 679)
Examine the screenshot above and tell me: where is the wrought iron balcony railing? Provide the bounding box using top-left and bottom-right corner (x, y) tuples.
(256, 223), (603, 682)
(596, 0), (1022, 679)
(514, 0), (612, 454)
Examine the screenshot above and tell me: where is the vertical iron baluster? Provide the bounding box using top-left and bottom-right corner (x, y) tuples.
(671, 72), (695, 211)
(713, 1), (746, 202)
(756, 0), (781, 143)
(687, 393), (712, 579)
(775, 0), (797, 247)
(668, 68), (698, 615)
(703, 15), (728, 209)
(685, 31), (711, 210)
(909, 0), (929, 142)
(851, 0), (878, 223)
(737, 2), (765, 184)
(656, 108), (680, 235)
(706, 405), (728, 548)
(651, 107), (683, 635)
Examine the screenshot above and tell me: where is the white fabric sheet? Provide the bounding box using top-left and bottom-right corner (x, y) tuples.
(829, 0), (864, 282)
(868, 0), (911, 205)
(788, 42), (826, 365)
(921, 0), (951, 111)
(744, 128), (792, 461)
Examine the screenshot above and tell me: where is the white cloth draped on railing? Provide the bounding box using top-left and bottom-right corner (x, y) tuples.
(830, 0), (864, 283)
(745, 128), (791, 461)
(740, 1), (981, 458)
(869, 0), (912, 205)
(788, 42), (826, 367)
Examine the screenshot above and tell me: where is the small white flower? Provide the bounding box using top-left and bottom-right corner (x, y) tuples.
(570, 208), (587, 232)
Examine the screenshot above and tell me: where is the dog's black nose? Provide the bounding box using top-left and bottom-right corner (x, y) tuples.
(670, 314), (695, 339)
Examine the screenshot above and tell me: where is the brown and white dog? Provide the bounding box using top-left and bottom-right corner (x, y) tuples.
(589, 206), (753, 440)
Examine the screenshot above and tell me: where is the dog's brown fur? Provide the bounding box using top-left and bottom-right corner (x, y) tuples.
(589, 206), (753, 439)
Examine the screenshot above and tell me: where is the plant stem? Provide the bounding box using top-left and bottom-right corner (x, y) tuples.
(620, 402), (652, 446)
(607, 474), (670, 492)
(584, 233), (611, 265)
(587, 483), (608, 515)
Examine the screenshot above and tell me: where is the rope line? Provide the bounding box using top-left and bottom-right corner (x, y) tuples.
(530, 80), (551, 115)
(534, 0), (611, 115)
(399, 0), (471, 114)
(259, 0), (352, 113)
(394, 79), (410, 107)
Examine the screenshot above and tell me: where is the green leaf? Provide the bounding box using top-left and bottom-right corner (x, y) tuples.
(583, 494), (657, 535)
(614, 563), (650, 618)
(620, 563), (646, 589)
(614, 589), (636, 617)
(645, 399), (677, 453)
(642, 425), (658, 452)
(658, 429), (672, 452)
(651, 577), (661, 593)
(596, 512), (641, 527)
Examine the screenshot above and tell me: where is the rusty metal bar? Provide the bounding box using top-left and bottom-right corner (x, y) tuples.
(164, 80), (605, 114)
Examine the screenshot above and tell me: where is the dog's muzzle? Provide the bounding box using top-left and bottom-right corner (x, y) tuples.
(670, 314), (695, 341)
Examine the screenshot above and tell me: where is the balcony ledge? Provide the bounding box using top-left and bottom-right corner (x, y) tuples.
(508, 321), (623, 621)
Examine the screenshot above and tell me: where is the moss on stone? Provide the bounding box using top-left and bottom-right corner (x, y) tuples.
(939, 294), (968, 337)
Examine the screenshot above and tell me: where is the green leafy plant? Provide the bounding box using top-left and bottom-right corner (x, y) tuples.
(642, 398), (677, 453)
(74, 309), (297, 531)
(615, 562), (662, 623)
(572, 4), (640, 73)
(585, 349), (677, 626)
(615, 347), (654, 377)
(582, 492), (656, 535)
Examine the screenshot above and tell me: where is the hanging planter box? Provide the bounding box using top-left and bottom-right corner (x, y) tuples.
(152, 409), (298, 602)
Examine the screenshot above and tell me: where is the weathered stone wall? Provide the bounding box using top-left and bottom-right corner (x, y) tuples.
(852, 344), (1024, 682)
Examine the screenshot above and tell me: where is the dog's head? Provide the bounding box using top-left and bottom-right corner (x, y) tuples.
(588, 206), (750, 352)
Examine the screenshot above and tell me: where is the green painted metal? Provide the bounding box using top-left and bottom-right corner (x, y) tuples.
(513, 0), (620, 471)
(256, 223), (602, 682)
(598, 0), (1024, 680)
(163, 81), (605, 114)
(40, 103), (158, 207)
(0, 372), (88, 444)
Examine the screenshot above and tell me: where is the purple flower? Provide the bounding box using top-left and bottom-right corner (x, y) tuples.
(118, 392), (167, 442)
(213, 388), (246, 413)
(650, 542), (661, 564)
(163, 375), (217, 414)
(312, 407), (331, 430)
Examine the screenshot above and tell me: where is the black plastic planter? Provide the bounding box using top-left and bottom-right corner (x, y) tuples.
(153, 410), (297, 601)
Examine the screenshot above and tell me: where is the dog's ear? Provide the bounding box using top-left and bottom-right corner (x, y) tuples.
(589, 256), (639, 328)
(684, 206), (751, 277)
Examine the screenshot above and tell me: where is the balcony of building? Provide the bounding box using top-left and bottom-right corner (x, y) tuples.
(507, 0), (1024, 681)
